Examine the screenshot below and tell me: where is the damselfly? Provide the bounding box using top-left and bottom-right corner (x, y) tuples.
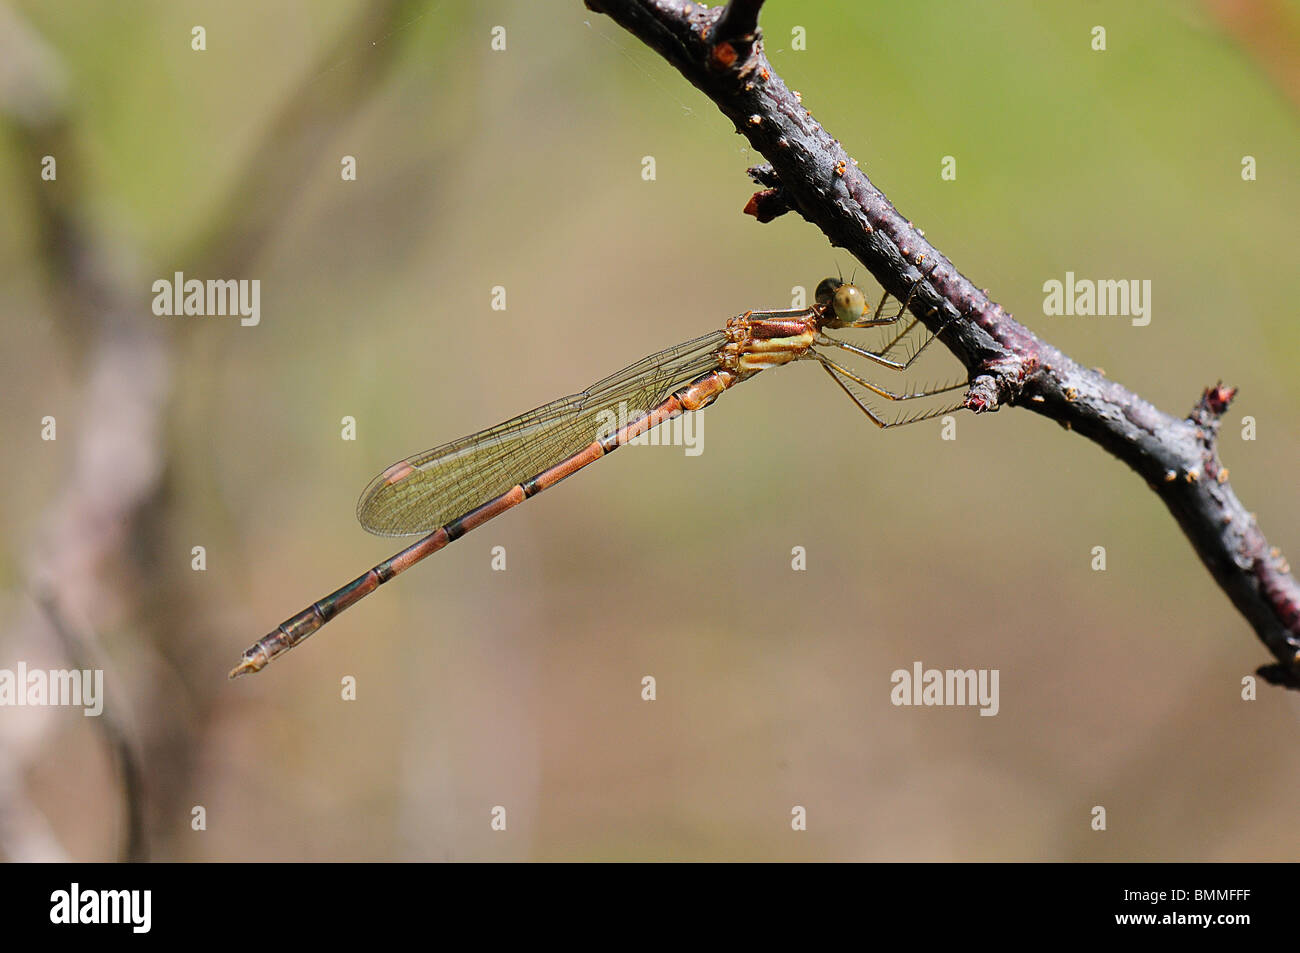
(230, 274), (966, 678)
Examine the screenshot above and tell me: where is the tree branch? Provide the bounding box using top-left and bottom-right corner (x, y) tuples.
(586, 0), (1300, 685)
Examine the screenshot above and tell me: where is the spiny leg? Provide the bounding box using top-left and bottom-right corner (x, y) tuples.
(818, 301), (963, 371)
(865, 311), (928, 363)
(829, 263), (958, 367)
(810, 352), (967, 402)
(874, 315), (920, 358)
(816, 360), (967, 430)
(873, 268), (943, 358)
(815, 262), (968, 427)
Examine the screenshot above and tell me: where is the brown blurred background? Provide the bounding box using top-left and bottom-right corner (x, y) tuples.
(1, 0), (1297, 861)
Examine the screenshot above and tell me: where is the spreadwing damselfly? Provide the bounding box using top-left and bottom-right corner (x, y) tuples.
(230, 271), (965, 678)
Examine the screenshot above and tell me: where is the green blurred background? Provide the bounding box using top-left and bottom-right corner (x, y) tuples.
(1, 0), (1297, 861)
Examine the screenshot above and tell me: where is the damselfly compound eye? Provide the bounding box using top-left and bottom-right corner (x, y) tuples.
(833, 283), (867, 324)
(814, 277), (841, 306)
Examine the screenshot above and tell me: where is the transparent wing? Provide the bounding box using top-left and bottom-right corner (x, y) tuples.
(357, 331), (728, 536)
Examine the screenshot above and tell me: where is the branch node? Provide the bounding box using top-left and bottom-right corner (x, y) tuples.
(711, 0), (764, 45)
(743, 163), (791, 221)
(963, 375), (1001, 414)
(743, 188), (791, 223)
(709, 0), (764, 69)
(1195, 381), (1237, 421)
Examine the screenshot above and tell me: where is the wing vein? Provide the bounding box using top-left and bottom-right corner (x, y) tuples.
(356, 331), (727, 536)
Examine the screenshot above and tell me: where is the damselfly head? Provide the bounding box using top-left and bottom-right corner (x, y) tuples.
(815, 278), (868, 327)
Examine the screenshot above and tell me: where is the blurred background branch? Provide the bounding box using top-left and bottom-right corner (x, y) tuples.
(0, 0), (420, 861)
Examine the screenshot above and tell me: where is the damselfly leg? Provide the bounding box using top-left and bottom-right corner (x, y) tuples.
(811, 266), (969, 428)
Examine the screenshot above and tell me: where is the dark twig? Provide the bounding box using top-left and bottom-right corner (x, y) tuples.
(743, 163), (791, 222)
(709, 0), (763, 60)
(587, 0), (1300, 682)
(711, 0), (762, 42)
